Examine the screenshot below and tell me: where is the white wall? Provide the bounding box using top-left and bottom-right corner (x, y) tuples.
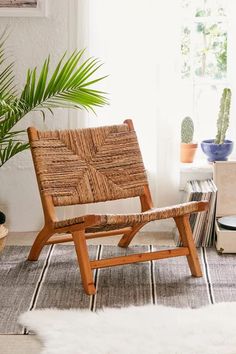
(0, 0), (81, 231)
(86, 0), (182, 232)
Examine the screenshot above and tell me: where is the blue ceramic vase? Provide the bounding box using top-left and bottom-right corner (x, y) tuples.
(201, 139), (233, 162)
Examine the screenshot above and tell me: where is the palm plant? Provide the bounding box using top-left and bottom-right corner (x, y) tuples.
(0, 31), (108, 167)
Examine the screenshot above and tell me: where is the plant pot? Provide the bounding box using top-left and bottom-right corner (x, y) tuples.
(0, 225), (8, 252)
(201, 139), (233, 162)
(180, 143), (198, 163)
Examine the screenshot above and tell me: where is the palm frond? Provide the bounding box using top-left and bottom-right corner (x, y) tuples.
(0, 32), (108, 167)
(20, 50), (108, 112)
(1, 129), (26, 144)
(0, 30), (17, 115)
(0, 51), (108, 135)
(0, 139), (29, 167)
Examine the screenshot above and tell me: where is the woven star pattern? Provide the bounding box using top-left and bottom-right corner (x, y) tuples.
(32, 124), (148, 206)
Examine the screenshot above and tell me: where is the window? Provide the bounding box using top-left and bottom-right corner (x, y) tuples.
(181, 0), (227, 80)
(180, 0), (230, 154)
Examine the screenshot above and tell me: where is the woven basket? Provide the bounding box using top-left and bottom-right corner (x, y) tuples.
(0, 225), (8, 252)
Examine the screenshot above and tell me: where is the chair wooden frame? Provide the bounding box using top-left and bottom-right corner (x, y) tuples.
(27, 120), (208, 295)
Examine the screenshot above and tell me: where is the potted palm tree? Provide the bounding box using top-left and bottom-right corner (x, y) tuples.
(201, 88), (233, 162)
(0, 31), (108, 251)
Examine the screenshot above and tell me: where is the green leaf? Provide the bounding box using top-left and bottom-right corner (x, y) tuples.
(0, 140), (29, 167)
(0, 32), (108, 167)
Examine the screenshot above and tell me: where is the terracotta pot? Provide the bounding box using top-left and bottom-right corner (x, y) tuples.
(0, 225), (8, 253)
(180, 143), (198, 163)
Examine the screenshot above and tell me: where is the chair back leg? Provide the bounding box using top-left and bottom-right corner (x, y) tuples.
(174, 215), (202, 277)
(118, 223), (147, 248)
(72, 230), (96, 295)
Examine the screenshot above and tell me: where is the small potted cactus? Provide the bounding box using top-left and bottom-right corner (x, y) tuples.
(0, 211), (7, 252)
(180, 116), (198, 163)
(201, 88), (233, 162)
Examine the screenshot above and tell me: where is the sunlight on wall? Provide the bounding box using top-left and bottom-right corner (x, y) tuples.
(88, 0), (182, 208)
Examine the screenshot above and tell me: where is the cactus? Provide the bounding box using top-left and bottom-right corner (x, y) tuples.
(215, 88), (231, 144)
(181, 116), (194, 143)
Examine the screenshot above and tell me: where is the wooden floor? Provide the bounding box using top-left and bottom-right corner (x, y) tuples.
(1, 231), (173, 354)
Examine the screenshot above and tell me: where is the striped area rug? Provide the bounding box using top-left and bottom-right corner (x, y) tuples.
(0, 245), (236, 334)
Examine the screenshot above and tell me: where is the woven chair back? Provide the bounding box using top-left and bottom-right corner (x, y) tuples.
(29, 123), (148, 206)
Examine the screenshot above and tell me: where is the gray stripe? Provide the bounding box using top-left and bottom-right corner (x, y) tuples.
(28, 245), (55, 312)
(152, 246), (209, 308)
(205, 247), (235, 303)
(0, 246), (49, 334)
(90, 245), (102, 312)
(34, 245), (98, 310)
(200, 247), (212, 304)
(23, 245), (54, 334)
(95, 245), (152, 309)
(202, 247), (215, 304)
(150, 245), (156, 305)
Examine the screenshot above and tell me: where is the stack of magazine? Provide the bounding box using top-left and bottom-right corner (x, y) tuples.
(175, 179), (217, 247)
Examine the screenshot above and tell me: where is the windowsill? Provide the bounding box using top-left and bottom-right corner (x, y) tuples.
(180, 159), (213, 172)
(180, 159), (213, 191)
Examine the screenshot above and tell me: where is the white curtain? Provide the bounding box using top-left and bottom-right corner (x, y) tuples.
(74, 1), (183, 230)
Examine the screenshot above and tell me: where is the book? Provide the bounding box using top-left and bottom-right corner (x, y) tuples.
(174, 179), (217, 247)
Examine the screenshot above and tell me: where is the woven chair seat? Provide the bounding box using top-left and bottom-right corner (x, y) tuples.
(54, 201), (205, 231)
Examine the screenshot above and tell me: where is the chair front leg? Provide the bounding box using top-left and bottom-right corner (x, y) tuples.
(28, 226), (54, 261)
(174, 214), (202, 277)
(72, 230), (96, 295)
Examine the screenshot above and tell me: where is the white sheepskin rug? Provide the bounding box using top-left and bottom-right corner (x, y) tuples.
(19, 303), (236, 354)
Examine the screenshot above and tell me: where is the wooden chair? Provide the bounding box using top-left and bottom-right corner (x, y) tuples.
(28, 119), (208, 295)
